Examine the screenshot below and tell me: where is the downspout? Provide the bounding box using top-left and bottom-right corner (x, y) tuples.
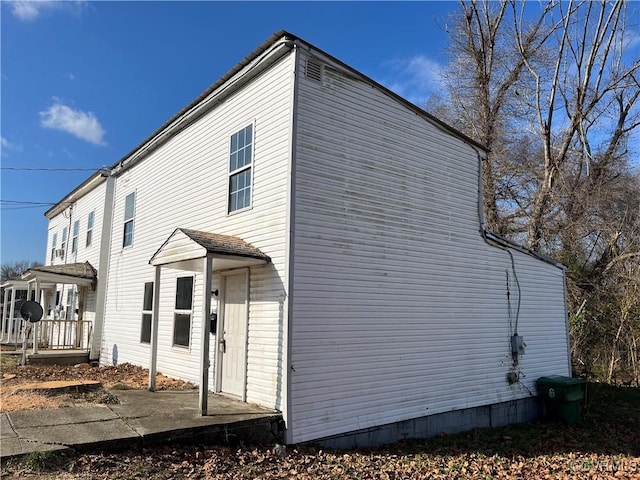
(473, 149), (524, 371)
(282, 40), (300, 444)
(90, 169), (116, 361)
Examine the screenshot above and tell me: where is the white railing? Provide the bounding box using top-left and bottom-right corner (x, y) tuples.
(1, 316), (26, 345)
(37, 319), (93, 350)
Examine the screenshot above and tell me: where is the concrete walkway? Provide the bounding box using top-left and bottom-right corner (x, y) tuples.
(1, 390), (283, 459)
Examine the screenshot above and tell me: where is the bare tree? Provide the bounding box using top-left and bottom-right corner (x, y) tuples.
(433, 0), (640, 382)
(514, 0), (640, 252)
(1, 260), (43, 284)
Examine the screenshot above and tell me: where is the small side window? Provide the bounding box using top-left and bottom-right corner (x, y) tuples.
(140, 282), (153, 344)
(173, 276), (193, 348)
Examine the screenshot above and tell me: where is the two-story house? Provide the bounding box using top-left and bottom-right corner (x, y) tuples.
(30, 31), (570, 446)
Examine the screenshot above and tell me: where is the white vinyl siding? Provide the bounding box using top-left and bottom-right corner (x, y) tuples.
(44, 180), (107, 327)
(100, 51), (295, 412)
(288, 51), (569, 443)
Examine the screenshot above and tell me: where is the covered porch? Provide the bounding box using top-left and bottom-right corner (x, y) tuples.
(1, 263), (98, 363)
(147, 228), (271, 415)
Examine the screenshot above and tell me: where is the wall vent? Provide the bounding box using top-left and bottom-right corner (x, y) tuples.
(305, 58), (324, 83)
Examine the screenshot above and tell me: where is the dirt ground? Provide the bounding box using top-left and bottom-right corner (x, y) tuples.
(0, 354), (196, 412)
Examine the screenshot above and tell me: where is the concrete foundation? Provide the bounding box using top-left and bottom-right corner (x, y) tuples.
(309, 397), (542, 449)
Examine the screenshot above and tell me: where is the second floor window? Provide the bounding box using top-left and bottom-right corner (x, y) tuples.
(123, 192), (136, 247)
(71, 220), (80, 254)
(86, 211), (94, 247)
(228, 124), (253, 213)
(50, 233), (57, 263)
(61, 227), (68, 253)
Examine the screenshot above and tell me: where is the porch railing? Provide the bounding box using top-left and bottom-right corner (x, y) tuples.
(37, 319), (93, 351)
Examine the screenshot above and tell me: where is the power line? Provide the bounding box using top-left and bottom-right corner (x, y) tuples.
(1, 200), (57, 205)
(1, 167), (102, 172)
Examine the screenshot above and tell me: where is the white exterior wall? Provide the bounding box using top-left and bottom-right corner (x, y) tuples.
(100, 52), (294, 410)
(288, 51), (569, 443)
(44, 181), (106, 322)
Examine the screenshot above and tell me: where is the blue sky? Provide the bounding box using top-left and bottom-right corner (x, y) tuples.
(1, 1), (458, 264)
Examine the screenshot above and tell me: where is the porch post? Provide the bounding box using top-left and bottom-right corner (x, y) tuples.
(199, 254), (213, 416)
(148, 265), (162, 391)
(1, 287), (9, 342)
(32, 281), (41, 354)
(76, 287), (86, 348)
(8, 288), (16, 343)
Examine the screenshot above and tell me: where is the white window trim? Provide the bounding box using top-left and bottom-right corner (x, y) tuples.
(140, 281), (153, 345)
(71, 220), (80, 254)
(172, 275), (194, 349)
(122, 191), (136, 248)
(61, 227), (68, 254)
(227, 121), (255, 215)
(50, 233), (57, 263)
(86, 211), (95, 248)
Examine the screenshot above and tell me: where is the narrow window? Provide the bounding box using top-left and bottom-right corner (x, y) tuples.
(173, 276), (193, 348)
(140, 282), (153, 344)
(228, 124), (253, 213)
(71, 220), (80, 254)
(123, 192), (136, 247)
(65, 287), (76, 320)
(50, 233), (57, 263)
(61, 227), (68, 254)
(86, 211), (95, 247)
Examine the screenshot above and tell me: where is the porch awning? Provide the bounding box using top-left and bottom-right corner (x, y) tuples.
(21, 262), (97, 288)
(1, 278), (28, 290)
(149, 228), (271, 270)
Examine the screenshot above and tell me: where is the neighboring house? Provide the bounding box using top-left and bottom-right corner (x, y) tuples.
(29, 31), (571, 446)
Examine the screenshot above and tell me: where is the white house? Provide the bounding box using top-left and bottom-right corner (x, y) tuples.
(33, 31), (571, 446)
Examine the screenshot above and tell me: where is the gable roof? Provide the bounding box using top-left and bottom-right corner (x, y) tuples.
(46, 31), (486, 218)
(149, 228), (271, 269)
(21, 262), (98, 287)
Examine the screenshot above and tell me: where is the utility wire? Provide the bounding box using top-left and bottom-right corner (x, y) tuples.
(1, 167), (102, 172)
(1, 200), (57, 205)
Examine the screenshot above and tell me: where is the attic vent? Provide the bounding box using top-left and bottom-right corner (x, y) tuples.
(305, 58), (324, 83)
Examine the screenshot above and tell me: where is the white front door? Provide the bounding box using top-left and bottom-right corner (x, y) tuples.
(220, 271), (248, 397)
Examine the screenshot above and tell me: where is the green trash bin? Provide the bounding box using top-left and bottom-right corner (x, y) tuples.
(536, 375), (586, 424)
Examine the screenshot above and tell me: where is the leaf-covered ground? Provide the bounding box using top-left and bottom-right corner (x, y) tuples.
(0, 358), (196, 412)
(1, 365), (638, 479)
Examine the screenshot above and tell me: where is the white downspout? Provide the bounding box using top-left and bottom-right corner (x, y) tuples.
(90, 171), (116, 361)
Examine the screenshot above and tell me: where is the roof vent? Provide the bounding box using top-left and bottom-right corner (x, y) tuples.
(305, 58), (323, 83)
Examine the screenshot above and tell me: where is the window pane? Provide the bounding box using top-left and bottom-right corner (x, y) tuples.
(123, 220), (133, 247)
(175, 276), (193, 310)
(124, 193), (136, 220)
(143, 282), (154, 311)
(72, 237), (78, 254)
(245, 124), (252, 143)
(173, 314), (191, 347)
(73, 220), (79, 236)
(62, 227), (68, 242)
(87, 211), (94, 230)
(86, 230), (92, 248)
(230, 152), (238, 172)
(141, 313), (152, 344)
